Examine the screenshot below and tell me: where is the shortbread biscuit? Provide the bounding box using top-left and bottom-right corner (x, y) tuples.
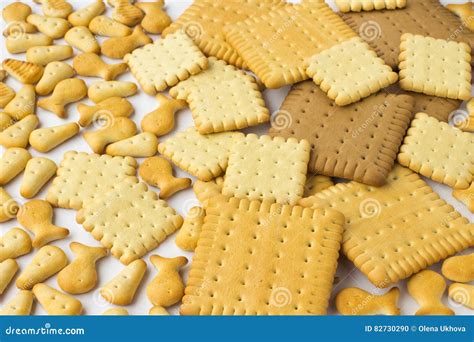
(112, 0), (143, 26)
(106, 132), (158, 157)
(335, 287), (400, 315)
(0, 83), (15, 108)
(83, 117), (136, 154)
(0, 147), (31, 185)
(4, 85), (36, 120)
(269, 82), (414, 186)
(89, 15), (132, 37)
(2, 59), (44, 84)
(0, 259), (19, 296)
(68, 0), (106, 27)
(0, 228), (32, 263)
(447, 3), (474, 32)
(29, 123), (80, 152)
(157, 127), (243, 181)
(170, 57), (269, 134)
(41, 0), (73, 19)
(77, 97), (134, 127)
(0, 290), (33, 315)
(163, 0), (284, 68)
(224, 4), (357, 88)
(335, 0), (406, 12)
(38, 78), (88, 118)
(0, 188), (19, 222)
(141, 94), (186, 136)
(73, 53), (128, 81)
(449, 283), (474, 309)
(299, 165), (474, 287)
(181, 196), (344, 315)
(65, 26), (100, 54)
(408, 270), (454, 315)
(398, 113), (474, 189)
(0, 115), (39, 149)
(6, 33), (53, 54)
(88, 81), (137, 103)
(47, 151), (138, 210)
(124, 30), (208, 95)
(136, 1), (171, 34)
(20, 157), (58, 198)
(33, 284), (82, 315)
(35, 61), (75, 96)
(175, 206), (205, 252)
(399, 34), (471, 101)
(442, 253), (474, 283)
(101, 25), (152, 59)
(26, 45), (74, 66)
(27, 14), (70, 39)
(223, 135), (310, 205)
(306, 37), (398, 106)
(77, 178), (183, 264)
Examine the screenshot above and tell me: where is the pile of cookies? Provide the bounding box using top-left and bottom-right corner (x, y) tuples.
(0, 0), (473, 316)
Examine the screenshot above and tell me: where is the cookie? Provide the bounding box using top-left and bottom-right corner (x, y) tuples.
(0, 113), (13, 132)
(35, 61), (75, 96)
(68, 0), (106, 27)
(0, 115), (39, 149)
(4, 84), (36, 120)
(105, 132), (158, 157)
(442, 253), (474, 283)
(303, 175), (334, 198)
(447, 3), (474, 32)
(38, 78), (88, 118)
(77, 97), (134, 127)
(0, 228), (32, 263)
(0, 259), (18, 295)
(101, 25), (152, 59)
(335, 0), (406, 12)
(0, 83), (15, 108)
(29, 122), (80, 152)
(181, 196), (344, 315)
(89, 15), (132, 37)
(41, 0), (73, 19)
(0, 188), (19, 222)
(449, 283), (474, 309)
(0, 147), (31, 185)
(27, 14), (70, 39)
(175, 206), (205, 252)
(269, 82), (414, 186)
(335, 287), (400, 315)
(141, 94), (187, 136)
(20, 157), (57, 198)
(6, 33), (53, 54)
(112, 0), (143, 26)
(136, 1), (171, 34)
(2, 59), (44, 84)
(26, 45), (74, 66)
(170, 57), (269, 134)
(33, 284), (82, 315)
(103, 308), (129, 315)
(64, 26), (100, 54)
(87, 81), (137, 103)
(73, 53), (128, 81)
(83, 117), (136, 154)
(2, 2), (32, 22)
(0, 290), (34, 315)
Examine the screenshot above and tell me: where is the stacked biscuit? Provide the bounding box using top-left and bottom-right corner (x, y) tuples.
(0, 0), (473, 316)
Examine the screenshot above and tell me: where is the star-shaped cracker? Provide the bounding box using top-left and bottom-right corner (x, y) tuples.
(398, 113), (474, 189)
(170, 58), (269, 134)
(300, 165), (474, 287)
(399, 34), (471, 101)
(124, 30), (208, 95)
(46, 151), (138, 210)
(181, 196), (345, 315)
(77, 178), (183, 265)
(269, 82), (414, 186)
(223, 134), (310, 205)
(158, 127), (244, 181)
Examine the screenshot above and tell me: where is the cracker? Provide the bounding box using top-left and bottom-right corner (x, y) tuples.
(175, 206), (205, 252)
(103, 308), (129, 315)
(2, 2), (32, 22)
(88, 81), (137, 103)
(0, 290), (34, 315)
(101, 25), (152, 60)
(157, 127), (243, 181)
(76, 178), (183, 265)
(77, 97), (134, 127)
(162, 0), (284, 68)
(0, 82), (15, 108)
(181, 196), (344, 315)
(453, 183), (474, 213)
(141, 94), (187, 136)
(447, 3), (474, 32)
(299, 165), (474, 287)
(0, 228), (32, 263)
(193, 177), (224, 208)
(149, 306), (169, 315)
(398, 113), (474, 189)
(442, 253), (474, 283)
(0, 115), (39, 149)
(73, 53), (129, 81)
(46, 151), (138, 210)
(2, 59), (44, 84)
(33, 284), (82, 316)
(0, 187), (19, 222)
(0, 113), (13, 132)
(26, 14), (70, 39)
(224, 4), (357, 88)
(36, 61), (75, 96)
(89, 15), (132, 37)
(269, 82), (414, 186)
(64, 26), (100, 54)
(41, 0), (73, 19)
(6, 33), (53, 54)
(106, 132), (158, 158)
(0, 147), (31, 185)
(29, 122), (80, 152)
(0, 259), (18, 295)
(335, 0), (406, 12)
(304, 175), (334, 198)
(124, 30), (208, 95)
(38, 78), (88, 118)
(136, 2), (171, 34)
(84, 117), (137, 154)
(449, 283), (474, 309)
(306, 37), (398, 106)
(20, 157), (57, 198)
(68, 0), (106, 27)
(399, 34), (471, 101)
(26, 45), (74, 66)
(112, 0), (143, 26)
(170, 57), (269, 134)
(4, 84), (36, 121)
(335, 287), (400, 315)
(340, 0), (474, 69)
(223, 134), (310, 205)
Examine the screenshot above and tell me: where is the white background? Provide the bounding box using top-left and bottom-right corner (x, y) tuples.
(0, 0), (472, 316)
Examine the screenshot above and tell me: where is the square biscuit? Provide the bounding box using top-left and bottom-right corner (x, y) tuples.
(181, 196), (344, 315)
(46, 151), (138, 210)
(299, 165), (474, 287)
(306, 37), (398, 106)
(124, 30), (208, 95)
(169, 57), (269, 134)
(224, 3), (357, 88)
(77, 178), (183, 265)
(335, 0), (406, 12)
(399, 34), (471, 101)
(398, 113), (474, 189)
(269, 82), (414, 186)
(223, 134), (310, 205)
(158, 127), (244, 181)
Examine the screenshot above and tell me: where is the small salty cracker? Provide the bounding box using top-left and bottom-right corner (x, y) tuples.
(399, 34), (471, 101)
(269, 82), (414, 186)
(162, 0), (284, 68)
(453, 183), (474, 214)
(224, 3), (357, 88)
(299, 165), (474, 287)
(125, 30), (208, 95)
(398, 113), (474, 189)
(335, 0), (406, 12)
(170, 57), (269, 134)
(46, 151), (137, 210)
(223, 134), (310, 205)
(181, 196), (344, 315)
(158, 127), (243, 181)
(304, 175), (334, 198)
(306, 37), (398, 106)
(77, 178), (183, 265)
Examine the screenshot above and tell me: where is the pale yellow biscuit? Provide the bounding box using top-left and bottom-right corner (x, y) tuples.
(83, 117), (136, 154)
(88, 81), (137, 103)
(101, 25), (152, 59)
(149, 306), (169, 315)
(0, 83), (15, 108)
(175, 206), (205, 252)
(0, 259), (19, 295)
(17, 200), (70, 248)
(26, 45), (74, 66)
(33, 284), (82, 315)
(141, 94), (187, 136)
(2, 59), (44, 84)
(3, 22), (37, 38)
(27, 14), (70, 39)
(35, 61), (75, 96)
(112, 0), (143, 26)
(442, 253), (474, 283)
(103, 308), (129, 315)
(38, 78), (88, 118)
(335, 287), (400, 315)
(6, 33), (53, 54)
(100, 259), (146, 306)
(303, 175), (334, 198)
(449, 283), (474, 309)
(335, 0), (406, 12)
(0, 188), (19, 222)
(4, 84), (36, 120)
(0, 228), (32, 262)
(64, 26), (100, 54)
(29, 122), (80, 152)
(124, 30), (208, 95)
(158, 127), (243, 181)
(223, 134), (310, 205)
(306, 37), (398, 106)
(399, 34), (471, 100)
(408, 270), (454, 315)
(0, 115), (39, 149)
(41, 0), (73, 19)
(46, 151), (138, 210)
(77, 178), (183, 264)
(16, 245), (68, 290)
(447, 3), (474, 32)
(89, 15), (132, 37)
(193, 177), (224, 208)
(68, 0), (106, 27)
(20, 157), (58, 198)
(0, 290), (34, 315)
(105, 132), (158, 157)
(453, 182), (474, 213)
(170, 57), (269, 134)
(136, 1), (171, 34)
(2, 2), (32, 22)
(77, 97), (134, 127)
(73, 53), (128, 81)
(398, 113), (474, 189)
